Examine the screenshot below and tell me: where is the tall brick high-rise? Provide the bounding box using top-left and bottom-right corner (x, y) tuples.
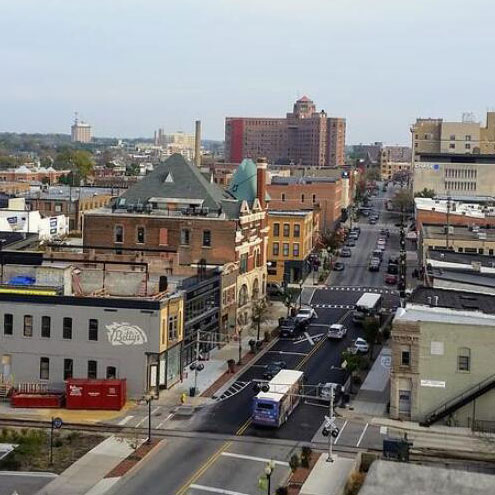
(225, 96), (346, 166)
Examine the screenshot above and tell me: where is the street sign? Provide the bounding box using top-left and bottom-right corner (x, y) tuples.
(52, 417), (63, 429)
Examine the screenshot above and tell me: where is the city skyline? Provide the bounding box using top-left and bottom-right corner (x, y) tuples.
(1, 0), (494, 144)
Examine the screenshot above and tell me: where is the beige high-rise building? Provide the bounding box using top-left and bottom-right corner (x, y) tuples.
(411, 112), (495, 159)
(71, 115), (92, 143)
(379, 145), (412, 180)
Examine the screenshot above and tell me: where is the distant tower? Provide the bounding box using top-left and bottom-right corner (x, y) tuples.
(194, 120), (202, 167)
(71, 112), (92, 143)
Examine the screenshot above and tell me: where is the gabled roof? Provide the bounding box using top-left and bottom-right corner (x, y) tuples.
(119, 154), (240, 218)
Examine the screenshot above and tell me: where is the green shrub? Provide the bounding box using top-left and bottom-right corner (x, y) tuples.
(289, 454), (300, 472)
(301, 446), (312, 468)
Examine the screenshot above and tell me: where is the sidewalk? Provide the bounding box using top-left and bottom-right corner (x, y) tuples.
(35, 436), (136, 495)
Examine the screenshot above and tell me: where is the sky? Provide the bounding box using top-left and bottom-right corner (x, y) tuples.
(1, 0), (494, 144)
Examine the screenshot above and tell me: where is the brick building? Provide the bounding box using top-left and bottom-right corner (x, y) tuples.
(25, 186), (118, 232)
(83, 154), (269, 336)
(267, 175), (343, 231)
(225, 96), (346, 166)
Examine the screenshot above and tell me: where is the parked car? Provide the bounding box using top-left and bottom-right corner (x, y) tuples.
(350, 338), (369, 354)
(327, 324), (347, 339)
(369, 261), (380, 272)
(387, 263), (399, 275)
(346, 239), (356, 247)
(295, 307), (316, 323)
(351, 226), (361, 234)
(267, 283), (283, 296)
(263, 360), (287, 380)
(348, 231), (359, 240)
(369, 218), (377, 225)
(333, 262), (345, 271)
(385, 274), (398, 285)
(380, 228), (390, 237)
(372, 249), (383, 260)
(340, 247), (352, 258)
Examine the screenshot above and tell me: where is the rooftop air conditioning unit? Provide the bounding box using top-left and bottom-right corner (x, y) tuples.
(478, 232), (487, 240)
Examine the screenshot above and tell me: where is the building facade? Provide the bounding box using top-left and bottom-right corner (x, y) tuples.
(225, 97), (346, 166)
(0, 289), (184, 398)
(267, 176), (342, 230)
(25, 186), (117, 232)
(84, 154), (269, 338)
(379, 146), (412, 180)
(411, 112), (495, 160)
(71, 116), (92, 144)
(267, 210), (314, 284)
(390, 287), (495, 427)
(412, 153), (495, 197)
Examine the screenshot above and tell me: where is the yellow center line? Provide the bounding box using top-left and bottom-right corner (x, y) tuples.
(177, 310), (352, 494)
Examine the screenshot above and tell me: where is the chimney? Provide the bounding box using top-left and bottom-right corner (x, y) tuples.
(256, 157), (268, 208)
(194, 120), (201, 167)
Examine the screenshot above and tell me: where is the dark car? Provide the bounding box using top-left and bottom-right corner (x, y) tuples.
(279, 318), (300, 338)
(380, 228), (390, 238)
(340, 247), (352, 258)
(369, 218), (377, 225)
(385, 274), (398, 285)
(333, 262), (345, 271)
(369, 261), (380, 272)
(351, 226), (361, 234)
(387, 263), (399, 275)
(263, 360), (287, 380)
(346, 239), (356, 247)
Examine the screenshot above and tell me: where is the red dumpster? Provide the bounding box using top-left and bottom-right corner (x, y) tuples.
(66, 379), (126, 410)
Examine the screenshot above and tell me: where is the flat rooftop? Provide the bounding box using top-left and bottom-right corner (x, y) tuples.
(268, 210), (312, 217)
(427, 249), (495, 267)
(270, 176), (338, 185)
(359, 460), (495, 495)
(422, 224), (495, 242)
(23, 186), (123, 201)
(408, 286), (495, 315)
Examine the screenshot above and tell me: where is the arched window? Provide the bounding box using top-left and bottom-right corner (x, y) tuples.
(239, 285), (249, 307)
(252, 279), (260, 300)
(255, 248), (261, 267)
(457, 347), (471, 372)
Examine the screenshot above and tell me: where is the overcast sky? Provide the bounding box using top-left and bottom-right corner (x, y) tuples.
(1, 0), (494, 144)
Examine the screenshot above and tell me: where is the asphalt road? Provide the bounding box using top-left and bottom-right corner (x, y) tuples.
(110, 181), (402, 495)
(0, 472), (56, 495)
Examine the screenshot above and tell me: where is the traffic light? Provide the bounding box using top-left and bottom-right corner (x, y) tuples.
(322, 426), (339, 438)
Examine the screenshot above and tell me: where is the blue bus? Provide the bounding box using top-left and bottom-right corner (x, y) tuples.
(252, 369), (304, 427)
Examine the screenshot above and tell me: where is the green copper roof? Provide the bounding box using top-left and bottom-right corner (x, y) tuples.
(228, 159), (258, 203)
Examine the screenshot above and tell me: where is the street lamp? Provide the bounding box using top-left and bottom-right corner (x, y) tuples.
(143, 394), (155, 444)
(264, 460), (275, 495)
(298, 279), (303, 309)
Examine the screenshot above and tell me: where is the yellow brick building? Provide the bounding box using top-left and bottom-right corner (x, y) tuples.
(267, 210), (314, 284)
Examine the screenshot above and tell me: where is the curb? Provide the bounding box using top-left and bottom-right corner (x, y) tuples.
(106, 439), (168, 493)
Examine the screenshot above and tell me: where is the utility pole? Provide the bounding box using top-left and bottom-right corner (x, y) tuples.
(398, 205), (407, 304)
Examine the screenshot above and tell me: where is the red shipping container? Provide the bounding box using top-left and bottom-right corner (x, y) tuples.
(11, 393), (63, 408)
(66, 379), (126, 410)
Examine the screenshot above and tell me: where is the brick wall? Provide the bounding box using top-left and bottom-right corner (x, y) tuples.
(416, 209), (495, 230)
(83, 213), (237, 266)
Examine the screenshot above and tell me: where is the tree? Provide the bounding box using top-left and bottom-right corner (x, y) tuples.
(320, 229), (343, 254)
(53, 149), (94, 182)
(252, 299), (269, 341)
(126, 163), (140, 176)
(362, 316), (380, 360)
(414, 187), (435, 198)
(341, 351), (363, 394)
(391, 189), (414, 212)
(282, 287), (296, 317)
(365, 167), (380, 181)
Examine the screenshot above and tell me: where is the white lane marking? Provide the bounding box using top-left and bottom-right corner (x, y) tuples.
(304, 332), (315, 346)
(221, 452), (290, 466)
(268, 350), (308, 356)
(135, 416), (148, 428)
(118, 415), (134, 426)
(157, 413), (174, 429)
(190, 484), (252, 495)
(151, 406), (160, 415)
(356, 423), (369, 447)
(334, 420), (348, 444)
(0, 471), (57, 478)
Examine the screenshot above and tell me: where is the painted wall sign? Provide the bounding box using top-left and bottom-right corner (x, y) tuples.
(106, 322), (148, 346)
(420, 379), (446, 388)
